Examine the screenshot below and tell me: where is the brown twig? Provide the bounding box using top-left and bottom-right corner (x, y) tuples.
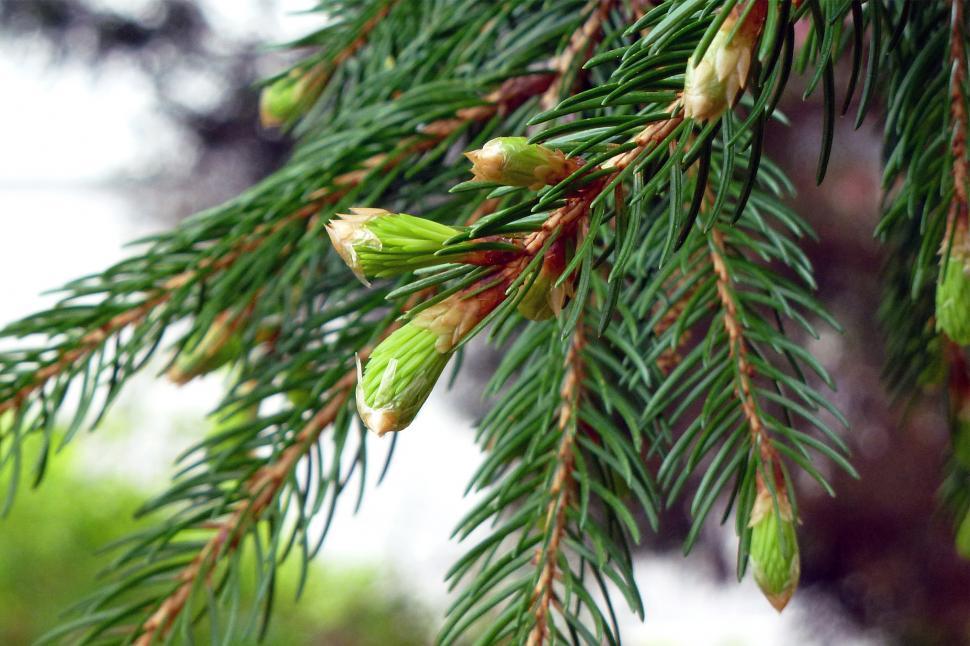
(710, 228), (775, 463)
(541, 0), (617, 110)
(528, 324), (585, 646)
(653, 272), (698, 374)
(0, 203), (320, 417)
(946, 0), (970, 253)
(133, 372), (355, 646)
(131, 283), (435, 644)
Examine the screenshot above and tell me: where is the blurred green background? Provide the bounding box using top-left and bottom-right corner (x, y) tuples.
(0, 443), (432, 645)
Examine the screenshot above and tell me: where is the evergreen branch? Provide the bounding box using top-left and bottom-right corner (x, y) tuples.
(710, 226), (775, 464)
(120, 279), (434, 643)
(528, 325), (584, 646)
(517, 105), (684, 256)
(877, 2), (950, 393)
(443, 313), (654, 644)
(0, 202), (318, 419)
(945, 0), (970, 260)
(133, 372), (356, 646)
(0, 0), (892, 640)
(541, 0), (617, 109)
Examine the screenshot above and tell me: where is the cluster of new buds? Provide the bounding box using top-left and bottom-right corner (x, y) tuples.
(683, 1), (767, 122)
(326, 138), (576, 435)
(259, 64), (328, 129)
(748, 478), (800, 611)
(465, 137), (579, 190)
(937, 223), (970, 345)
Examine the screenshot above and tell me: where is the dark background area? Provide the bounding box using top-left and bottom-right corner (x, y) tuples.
(2, 1), (969, 643)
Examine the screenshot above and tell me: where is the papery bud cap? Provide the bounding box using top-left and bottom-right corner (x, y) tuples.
(326, 208), (387, 285)
(683, 4), (765, 122)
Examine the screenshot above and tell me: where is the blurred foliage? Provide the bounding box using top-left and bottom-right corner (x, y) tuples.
(0, 443), (431, 645)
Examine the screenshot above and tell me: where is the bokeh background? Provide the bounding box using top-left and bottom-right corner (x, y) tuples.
(0, 1), (968, 644)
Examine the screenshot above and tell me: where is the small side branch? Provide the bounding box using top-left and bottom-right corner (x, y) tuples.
(950, 0), (970, 226)
(131, 287), (431, 643)
(0, 203), (318, 418)
(541, 0), (617, 109)
(948, 0), (969, 240)
(710, 228), (774, 462)
(528, 326), (585, 646)
(0, 75), (555, 420)
(133, 372), (355, 646)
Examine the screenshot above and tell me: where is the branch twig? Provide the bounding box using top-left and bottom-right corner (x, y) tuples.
(528, 324), (585, 646)
(946, 0), (970, 248)
(710, 227), (775, 463)
(131, 282), (434, 643)
(541, 0), (617, 109)
(133, 372), (355, 645)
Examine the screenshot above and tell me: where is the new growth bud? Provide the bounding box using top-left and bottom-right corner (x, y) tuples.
(356, 286), (506, 435)
(168, 313), (244, 385)
(356, 323), (451, 436)
(326, 208), (463, 284)
(517, 240), (570, 321)
(937, 226), (970, 345)
(464, 137), (576, 190)
(259, 65), (327, 129)
(748, 483), (800, 612)
(683, 2), (767, 122)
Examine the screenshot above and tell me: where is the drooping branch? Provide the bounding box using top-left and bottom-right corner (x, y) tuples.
(541, 0), (617, 109)
(130, 284), (433, 643)
(947, 0), (970, 245)
(0, 74), (556, 423)
(710, 227), (775, 463)
(133, 371), (355, 646)
(0, 202), (318, 418)
(527, 325), (585, 646)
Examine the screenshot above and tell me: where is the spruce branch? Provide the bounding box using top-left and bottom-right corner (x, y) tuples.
(0, 0), (895, 641)
(104, 281), (438, 644)
(939, 0), (970, 345)
(948, 0), (969, 222)
(541, 0), (617, 110)
(528, 325), (584, 646)
(132, 372), (356, 645)
(260, 0), (401, 128)
(710, 226), (775, 465)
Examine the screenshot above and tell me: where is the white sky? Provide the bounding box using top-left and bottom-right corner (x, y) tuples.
(0, 2), (880, 643)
